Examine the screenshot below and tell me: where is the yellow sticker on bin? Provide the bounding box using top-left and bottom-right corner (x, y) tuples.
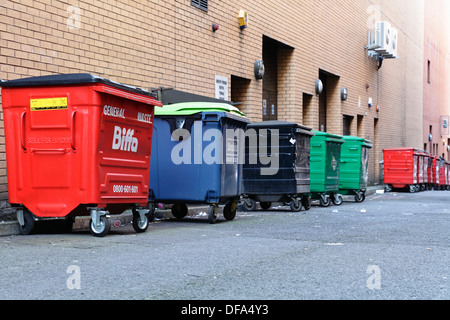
(30, 97), (68, 111)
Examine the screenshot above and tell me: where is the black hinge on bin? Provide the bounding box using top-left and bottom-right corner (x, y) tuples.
(162, 115), (202, 135)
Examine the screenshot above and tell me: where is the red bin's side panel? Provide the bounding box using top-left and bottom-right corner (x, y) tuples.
(438, 159), (447, 186)
(447, 162), (450, 186)
(432, 157), (439, 185)
(95, 85), (156, 210)
(2, 84), (101, 218)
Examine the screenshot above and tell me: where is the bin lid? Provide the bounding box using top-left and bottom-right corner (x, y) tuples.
(311, 130), (344, 143)
(248, 120), (314, 136)
(155, 102), (247, 117)
(0, 73), (157, 98)
(342, 135), (373, 148)
(382, 147), (423, 154)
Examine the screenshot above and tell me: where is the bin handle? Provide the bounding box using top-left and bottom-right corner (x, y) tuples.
(71, 110), (77, 151)
(20, 111), (27, 151)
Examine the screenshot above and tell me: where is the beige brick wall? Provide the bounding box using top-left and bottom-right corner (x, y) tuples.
(0, 0), (437, 207)
(423, 0), (450, 159)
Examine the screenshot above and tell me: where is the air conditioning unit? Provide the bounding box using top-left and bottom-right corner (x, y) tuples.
(374, 21), (392, 55)
(383, 27), (398, 58)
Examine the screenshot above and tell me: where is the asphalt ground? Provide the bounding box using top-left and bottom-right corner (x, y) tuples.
(0, 188), (448, 302)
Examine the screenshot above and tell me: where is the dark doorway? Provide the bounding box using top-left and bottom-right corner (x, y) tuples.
(318, 69), (339, 132)
(343, 115), (354, 136)
(302, 93), (313, 127)
(262, 36), (279, 121)
(318, 71), (327, 131)
(231, 75), (251, 113)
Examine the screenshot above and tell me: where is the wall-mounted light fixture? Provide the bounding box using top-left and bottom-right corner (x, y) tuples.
(368, 97), (373, 107)
(254, 60), (265, 79)
(212, 23), (219, 32)
(340, 88), (348, 101)
(315, 79), (323, 95)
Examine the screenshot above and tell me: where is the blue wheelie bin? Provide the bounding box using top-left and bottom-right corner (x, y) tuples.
(148, 102), (250, 223)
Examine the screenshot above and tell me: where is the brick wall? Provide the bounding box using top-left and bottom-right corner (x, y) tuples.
(0, 0), (440, 210)
(423, 0), (450, 159)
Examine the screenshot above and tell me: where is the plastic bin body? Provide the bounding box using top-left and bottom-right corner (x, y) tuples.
(438, 158), (447, 188)
(309, 131), (344, 194)
(426, 154), (433, 186)
(383, 148), (422, 189)
(447, 161), (450, 187)
(338, 136), (373, 194)
(1, 74), (161, 218)
(242, 121), (314, 202)
(418, 153), (424, 184)
(149, 102), (250, 204)
(432, 156), (439, 186)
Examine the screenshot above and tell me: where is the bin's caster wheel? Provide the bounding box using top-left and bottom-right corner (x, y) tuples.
(171, 203), (188, 219)
(17, 209), (35, 235)
(208, 204), (218, 224)
(260, 202), (272, 210)
(319, 195), (331, 207)
(301, 196), (311, 211)
(89, 215), (111, 237)
(384, 184), (392, 192)
(241, 198), (256, 211)
(355, 191), (365, 203)
(331, 194), (343, 206)
(409, 185), (416, 193)
(289, 199), (302, 212)
(132, 208), (150, 233)
(223, 201), (237, 221)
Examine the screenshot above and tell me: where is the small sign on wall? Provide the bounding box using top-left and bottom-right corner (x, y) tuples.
(215, 75), (229, 101)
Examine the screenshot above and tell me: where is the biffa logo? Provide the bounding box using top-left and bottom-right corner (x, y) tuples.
(112, 126), (138, 152)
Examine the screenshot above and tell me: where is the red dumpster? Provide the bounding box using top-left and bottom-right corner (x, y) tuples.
(417, 150), (426, 191)
(383, 148), (422, 192)
(0, 74), (162, 236)
(437, 158), (448, 190)
(447, 161), (450, 190)
(431, 155), (439, 189)
(425, 153), (433, 190)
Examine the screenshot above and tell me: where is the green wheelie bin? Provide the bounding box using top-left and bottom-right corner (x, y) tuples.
(309, 130), (344, 206)
(338, 136), (373, 202)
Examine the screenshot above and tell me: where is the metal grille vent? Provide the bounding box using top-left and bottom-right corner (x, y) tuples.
(191, 0), (208, 12)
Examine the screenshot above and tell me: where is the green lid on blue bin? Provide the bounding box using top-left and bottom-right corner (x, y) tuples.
(155, 102), (247, 117)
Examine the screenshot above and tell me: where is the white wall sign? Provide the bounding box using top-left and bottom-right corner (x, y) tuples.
(215, 75), (229, 101)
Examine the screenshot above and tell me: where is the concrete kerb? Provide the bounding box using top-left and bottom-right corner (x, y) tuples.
(0, 185), (386, 237)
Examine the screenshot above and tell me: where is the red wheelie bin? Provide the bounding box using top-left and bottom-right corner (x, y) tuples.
(0, 74), (162, 236)
(383, 148), (422, 192)
(418, 150), (430, 191)
(447, 161), (450, 190)
(437, 158), (448, 190)
(430, 155), (439, 189)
